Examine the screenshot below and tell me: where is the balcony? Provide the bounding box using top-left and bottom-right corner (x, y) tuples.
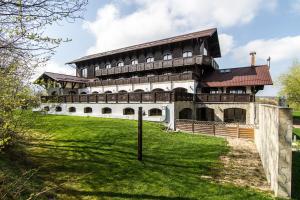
(87, 72), (196, 87)
(41, 92), (254, 104)
(95, 55), (219, 77)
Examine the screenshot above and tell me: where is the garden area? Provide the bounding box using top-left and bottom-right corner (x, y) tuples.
(0, 115), (276, 199)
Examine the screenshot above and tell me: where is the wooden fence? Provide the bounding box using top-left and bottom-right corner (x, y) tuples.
(175, 119), (255, 139)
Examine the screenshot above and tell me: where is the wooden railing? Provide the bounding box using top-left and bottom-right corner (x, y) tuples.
(95, 55), (219, 77)
(41, 92), (255, 103)
(176, 119), (255, 139)
(195, 93), (255, 102)
(87, 72), (196, 87)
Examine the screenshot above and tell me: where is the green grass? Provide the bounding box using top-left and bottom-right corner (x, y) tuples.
(0, 115), (274, 199)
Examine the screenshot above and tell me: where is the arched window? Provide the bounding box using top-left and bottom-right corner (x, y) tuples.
(51, 91), (57, 96)
(163, 53), (172, 60)
(152, 88), (164, 92)
(183, 51), (192, 58)
(196, 108), (214, 121)
(69, 107), (76, 113)
(118, 90), (127, 93)
(123, 108), (135, 115)
(104, 91), (112, 94)
(44, 106), (50, 111)
(224, 108), (246, 123)
(172, 87), (188, 93)
(146, 57), (154, 63)
(134, 89), (144, 92)
(149, 108), (162, 116)
(131, 59), (138, 65)
(69, 91), (76, 95)
(80, 92), (87, 95)
(102, 107), (112, 114)
(117, 61), (124, 67)
(84, 107), (92, 113)
(105, 63), (111, 69)
(179, 108), (192, 119)
(92, 91), (99, 94)
(55, 106), (62, 112)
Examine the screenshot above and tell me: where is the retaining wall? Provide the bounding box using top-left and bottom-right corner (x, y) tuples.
(254, 104), (293, 198)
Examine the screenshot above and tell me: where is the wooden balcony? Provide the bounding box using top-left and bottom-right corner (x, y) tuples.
(41, 93), (254, 104)
(87, 72), (196, 87)
(94, 55), (219, 77)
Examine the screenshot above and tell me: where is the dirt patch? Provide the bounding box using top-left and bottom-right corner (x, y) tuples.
(217, 138), (271, 192)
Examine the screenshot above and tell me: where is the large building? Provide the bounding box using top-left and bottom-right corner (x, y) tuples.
(35, 28), (273, 129)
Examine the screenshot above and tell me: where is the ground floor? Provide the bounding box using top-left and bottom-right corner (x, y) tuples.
(39, 101), (256, 129)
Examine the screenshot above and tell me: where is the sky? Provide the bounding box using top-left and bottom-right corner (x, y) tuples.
(38, 0), (300, 96)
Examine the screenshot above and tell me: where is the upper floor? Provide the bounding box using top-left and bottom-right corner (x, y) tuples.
(67, 28), (221, 79)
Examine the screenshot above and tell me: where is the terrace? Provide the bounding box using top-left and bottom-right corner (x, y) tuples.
(94, 55), (219, 77)
(41, 92), (255, 103)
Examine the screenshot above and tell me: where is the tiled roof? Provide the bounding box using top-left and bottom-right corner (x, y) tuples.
(38, 72), (90, 83)
(201, 65), (273, 87)
(67, 28), (218, 64)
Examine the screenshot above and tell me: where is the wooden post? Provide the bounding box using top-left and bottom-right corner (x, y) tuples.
(138, 107), (143, 161)
(237, 123), (240, 138)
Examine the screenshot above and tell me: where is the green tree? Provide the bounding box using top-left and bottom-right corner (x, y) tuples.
(279, 61), (300, 110)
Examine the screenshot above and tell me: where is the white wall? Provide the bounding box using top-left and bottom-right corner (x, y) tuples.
(41, 102), (175, 129)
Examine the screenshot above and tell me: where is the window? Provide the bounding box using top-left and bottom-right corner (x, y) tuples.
(51, 91), (57, 96)
(117, 61), (124, 67)
(131, 59), (138, 65)
(69, 107), (76, 113)
(210, 88), (219, 94)
(149, 108), (162, 116)
(123, 108), (135, 115)
(92, 91), (99, 94)
(134, 89), (144, 92)
(118, 90), (127, 93)
(80, 92), (87, 95)
(227, 87), (246, 94)
(224, 108), (246, 123)
(220, 69), (231, 73)
(146, 57), (154, 63)
(84, 107), (92, 113)
(82, 68), (87, 78)
(69, 91), (76, 95)
(102, 107), (112, 114)
(105, 63), (111, 69)
(183, 51), (192, 58)
(55, 106), (62, 112)
(95, 65), (100, 71)
(44, 106), (50, 111)
(163, 53), (172, 60)
(104, 91), (112, 94)
(203, 47), (208, 56)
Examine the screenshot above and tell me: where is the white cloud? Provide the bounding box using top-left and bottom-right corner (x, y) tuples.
(219, 34), (234, 56)
(83, 0), (277, 54)
(233, 35), (300, 64)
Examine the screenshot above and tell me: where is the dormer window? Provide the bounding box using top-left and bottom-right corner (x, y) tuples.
(146, 57), (154, 63)
(183, 51), (192, 58)
(105, 63), (111, 69)
(131, 59), (138, 65)
(81, 68), (87, 78)
(117, 61), (124, 67)
(163, 53), (172, 61)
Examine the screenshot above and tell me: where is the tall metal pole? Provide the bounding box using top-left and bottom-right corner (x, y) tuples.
(138, 107), (143, 161)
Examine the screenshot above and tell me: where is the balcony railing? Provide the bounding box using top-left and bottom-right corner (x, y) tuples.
(95, 55), (219, 77)
(41, 92), (254, 104)
(87, 72), (196, 87)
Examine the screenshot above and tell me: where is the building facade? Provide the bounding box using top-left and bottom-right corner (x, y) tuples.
(35, 28), (273, 129)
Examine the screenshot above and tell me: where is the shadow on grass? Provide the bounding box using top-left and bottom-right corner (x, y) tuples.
(292, 151), (300, 199)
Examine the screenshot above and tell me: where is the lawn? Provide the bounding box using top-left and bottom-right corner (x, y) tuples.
(0, 115), (274, 200)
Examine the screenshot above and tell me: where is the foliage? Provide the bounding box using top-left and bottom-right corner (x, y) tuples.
(0, 0), (87, 149)
(278, 61), (300, 110)
(0, 115), (275, 199)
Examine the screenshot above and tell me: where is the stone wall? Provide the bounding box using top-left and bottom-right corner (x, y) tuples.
(254, 104), (292, 198)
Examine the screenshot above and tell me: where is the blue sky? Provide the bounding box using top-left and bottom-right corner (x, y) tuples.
(40, 0), (300, 96)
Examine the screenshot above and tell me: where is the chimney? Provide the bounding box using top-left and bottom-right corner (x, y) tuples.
(249, 51), (256, 66)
